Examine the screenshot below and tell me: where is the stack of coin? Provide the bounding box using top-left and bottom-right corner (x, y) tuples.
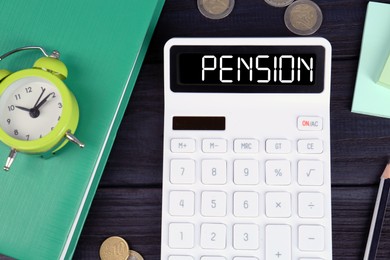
(197, 0), (235, 19)
(100, 236), (144, 260)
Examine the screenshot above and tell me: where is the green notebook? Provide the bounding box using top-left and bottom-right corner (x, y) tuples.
(352, 1), (390, 118)
(0, 0), (164, 259)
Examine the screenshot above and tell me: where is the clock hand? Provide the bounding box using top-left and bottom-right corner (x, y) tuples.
(35, 92), (55, 110)
(15, 105), (32, 112)
(33, 88), (46, 108)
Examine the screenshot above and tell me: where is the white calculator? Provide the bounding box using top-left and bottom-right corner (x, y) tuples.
(161, 38), (332, 260)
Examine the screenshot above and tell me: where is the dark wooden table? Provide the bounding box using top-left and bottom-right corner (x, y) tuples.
(72, 0), (390, 259)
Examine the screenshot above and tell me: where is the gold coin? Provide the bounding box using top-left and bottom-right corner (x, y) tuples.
(127, 250), (144, 260)
(203, 0), (229, 14)
(198, 0), (235, 19)
(284, 0), (323, 35)
(99, 236), (130, 260)
(290, 3), (317, 29)
(264, 0), (294, 8)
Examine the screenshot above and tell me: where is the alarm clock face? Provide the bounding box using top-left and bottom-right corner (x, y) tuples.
(0, 76), (63, 141)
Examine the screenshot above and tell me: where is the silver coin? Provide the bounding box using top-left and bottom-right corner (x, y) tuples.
(264, 0), (295, 8)
(197, 0), (235, 20)
(127, 250), (144, 260)
(284, 0), (323, 35)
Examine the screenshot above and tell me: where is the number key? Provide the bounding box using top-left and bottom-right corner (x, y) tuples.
(201, 159), (227, 184)
(233, 224), (259, 250)
(233, 192), (259, 217)
(200, 223), (227, 249)
(168, 223), (194, 249)
(201, 191), (227, 217)
(234, 160), (259, 185)
(170, 159), (196, 184)
(169, 191), (195, 216)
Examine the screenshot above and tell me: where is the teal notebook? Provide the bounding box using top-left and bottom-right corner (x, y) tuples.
(0, 0), (164, 259)
(352, 2), (390, 118)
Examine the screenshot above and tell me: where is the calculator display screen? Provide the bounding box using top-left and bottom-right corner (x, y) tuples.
(170, 45), (325, 93)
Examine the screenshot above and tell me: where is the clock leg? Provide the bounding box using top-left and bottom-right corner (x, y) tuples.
(3, 148), (17, 171)
(65, 131), (85, 148)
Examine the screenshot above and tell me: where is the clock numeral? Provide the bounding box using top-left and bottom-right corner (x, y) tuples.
(25, 87), (32, 93)
(26, 135), (30, 141)
(14, 94), (21, 100)
(8, 105), (15, 111)
(14, 129), (19, 136)
(58, 102), (63, 108)
(58, 116), (61, 121)
(6, 119), (11, 125)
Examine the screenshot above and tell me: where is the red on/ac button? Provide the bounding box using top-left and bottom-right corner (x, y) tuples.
(297, 117), (323, 131)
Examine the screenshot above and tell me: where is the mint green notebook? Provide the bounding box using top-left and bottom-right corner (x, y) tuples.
(351, 2), (390, 118)
(0, 0), (165, 259)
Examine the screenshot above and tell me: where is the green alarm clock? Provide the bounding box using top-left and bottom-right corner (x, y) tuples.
(0, 46), (84, 171)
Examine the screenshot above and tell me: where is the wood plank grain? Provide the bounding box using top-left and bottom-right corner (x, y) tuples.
(74, 188), (162, 259)
(73, 0), (390, 259)
(5, 0), (390, 259)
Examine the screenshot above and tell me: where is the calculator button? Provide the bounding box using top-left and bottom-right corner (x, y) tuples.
(265, 192), (292, 218)
(297, 116), (323, 131)
(265, 160), (291, 185)
(298, 160), (324, 186)
(170, 139), (196, 153)
(265, 225), (291, 260)
(298, 225), (325, 251)
(170, 159), (196, 184)
(168, 223), (195, 249)
(233, 224), (259, 250)
(201, 191), (227, 217)
(233, 257), (259, 260)
(202, 139), (227, 153)
(298, 192), (324, 218)
(169, 256), (194, 260)
(201, 257), (226, 260)
(233, 159), (259, 185)
(201, 159), (227, 184)
(233, 192), (259, 217)
(234, 139), (259, 153)
(169, 191), (195, 216)
(297, 139), (323, 154)
(200, 223), (227, 249)
(266, 139), (291, 154)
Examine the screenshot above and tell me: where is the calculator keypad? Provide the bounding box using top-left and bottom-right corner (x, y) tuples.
(163, 135), (330, 259)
